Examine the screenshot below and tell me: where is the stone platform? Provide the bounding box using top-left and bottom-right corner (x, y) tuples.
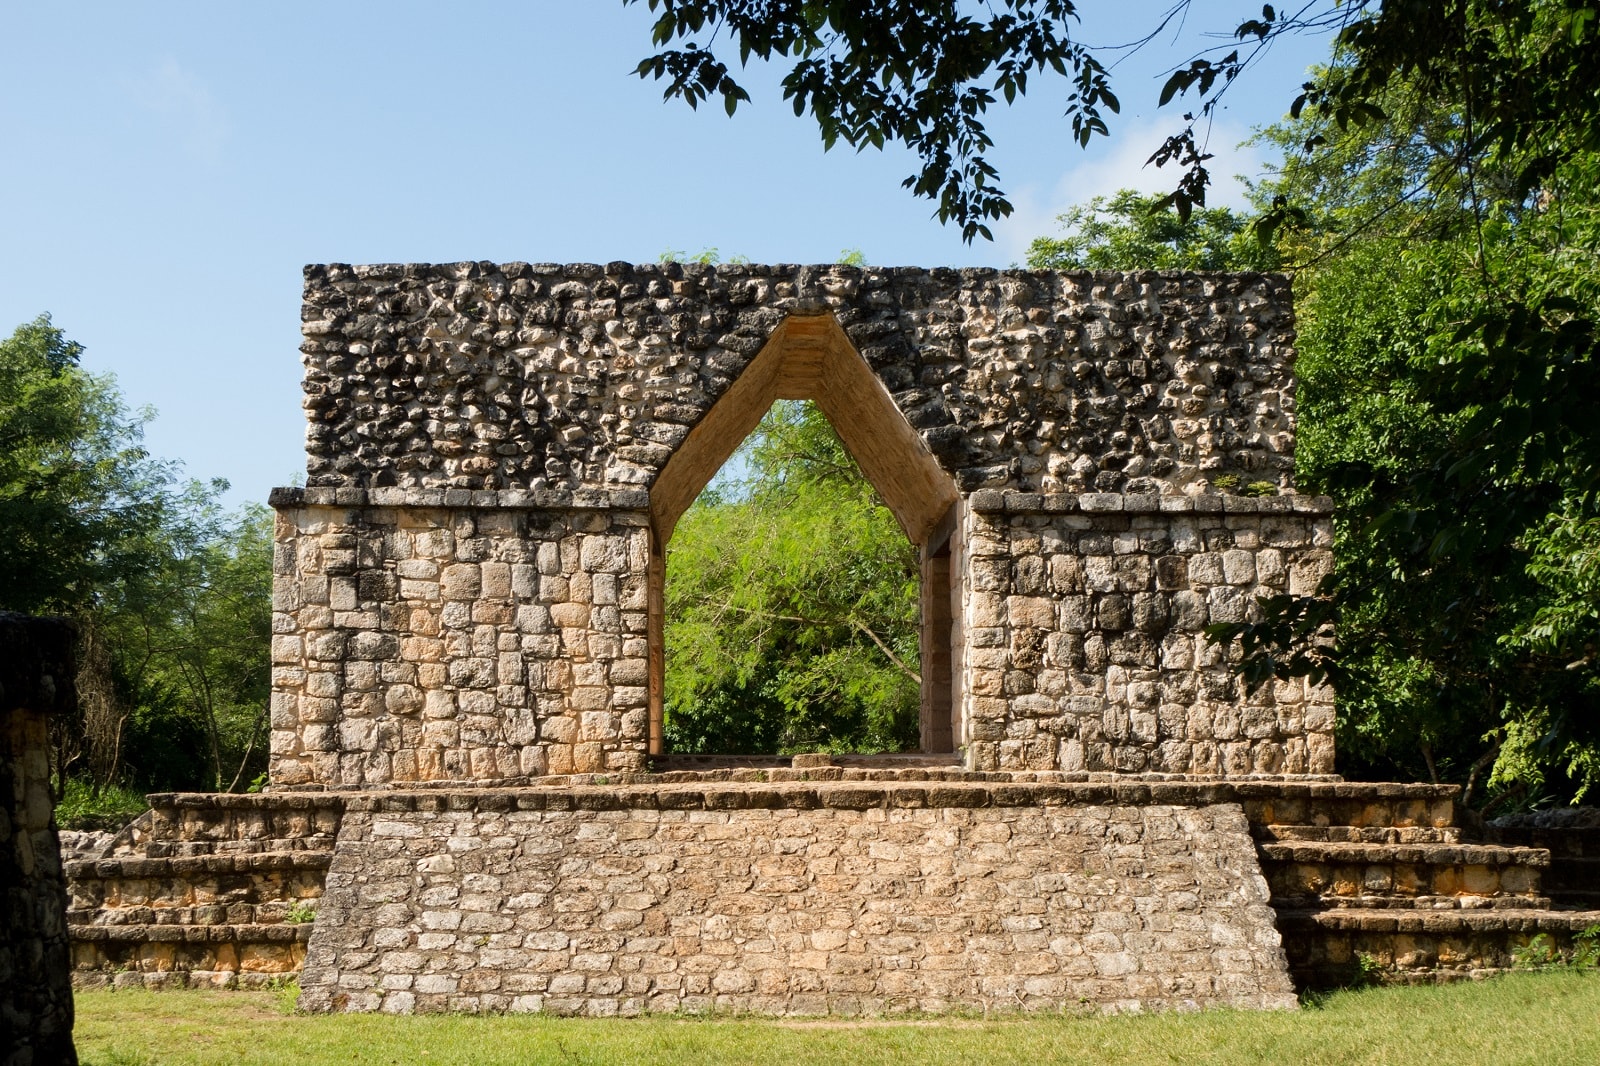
(63, 771), (1600, 1009)
(298, 780), (1295, 1015)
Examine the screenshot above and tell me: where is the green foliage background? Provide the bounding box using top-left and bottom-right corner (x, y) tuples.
(1024, 10), (1600, 806)
(13, 1), (1600, 811)
(1, 316), (273, 814)
(663, 400), (920, 754)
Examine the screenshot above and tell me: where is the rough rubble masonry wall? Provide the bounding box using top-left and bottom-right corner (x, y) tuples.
(274, 263), (1330, 783)
(297, 263), (1296, 497)
(1, 614), (79, 1066)
(299, 788), (1296, 1015)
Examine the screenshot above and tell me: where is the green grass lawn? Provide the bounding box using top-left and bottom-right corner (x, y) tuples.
(75, 972), (1599, 1066)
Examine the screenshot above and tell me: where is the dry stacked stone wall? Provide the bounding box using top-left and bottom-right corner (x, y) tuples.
(297, 262), (1297, 497)
(1, 614), (78, 1066)
(299, 785), (1296, 1015)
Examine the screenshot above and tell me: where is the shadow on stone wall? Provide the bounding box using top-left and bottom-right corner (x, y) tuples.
(2, 612), (78, 1066)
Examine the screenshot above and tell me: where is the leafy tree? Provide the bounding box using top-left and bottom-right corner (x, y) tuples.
(0, 315), (174, 615)
(664, 400), (920, 754)
(100, 500), (275, 792)
(1, 315), (274, 798)
(1213, 55), (1600, 805)
(1026, 189), (1276, 271)
(626, 0), (1122, 242)
(625, 2), (1600, 240)
(1015, 51), (1600, 807)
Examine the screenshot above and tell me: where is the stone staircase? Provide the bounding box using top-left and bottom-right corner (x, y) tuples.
(1237, 783), (1600, 987)
(65, 792), (344, 989)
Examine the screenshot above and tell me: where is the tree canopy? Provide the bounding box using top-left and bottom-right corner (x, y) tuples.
(1026, 189), (1275, 272)
(625, 1), (1600, 240)
(1023, 54), (1597, 804)
(0, 315), (173, 614)
(1, 316), (274, 799)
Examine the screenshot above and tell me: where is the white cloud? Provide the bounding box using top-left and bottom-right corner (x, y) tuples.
(990, 115), (1265, 265)
(129, 59), (228, 164)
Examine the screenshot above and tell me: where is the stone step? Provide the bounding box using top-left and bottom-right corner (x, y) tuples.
(68, 922), (312, 982)
(72, 969), (295, 991)
(65, 852), (331, 912)
(65, 851), (334, 880)
(1483, 833), (1600, 906)
(1253, 824), (1464, 845)
(1259, 840), (1549, 867)
(1236, 782), (1462, 831)
(1539, 857), (1600, 909)
(647, 753), (968, 771)
(1544, 855), (1600, 884)
(1267, 893), (1550, 912)
(1259, 841), (1548, 904)
(142, 792), (346, 849)
(1274, 907), (1600, 988)
(68, 901), (317, 927)
(1485, 825), (1600, 858)
(144, 838), (336, 858)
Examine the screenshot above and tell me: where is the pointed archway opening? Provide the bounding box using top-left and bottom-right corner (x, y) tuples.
(647, 312), (962, 757)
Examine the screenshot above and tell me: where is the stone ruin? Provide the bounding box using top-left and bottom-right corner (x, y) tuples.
(270, 262), (1331, 784)
(3, 614), (79, 1065)
(60, 263), (1600, 1014)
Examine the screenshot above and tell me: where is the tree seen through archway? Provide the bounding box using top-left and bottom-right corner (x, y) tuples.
(662, 400), (920, 754)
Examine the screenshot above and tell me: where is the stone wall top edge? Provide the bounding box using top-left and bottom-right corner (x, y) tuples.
(264, 485), (1332, 517)
(967, 490), (1334, 516)
(334, 782), (1243, 814)
(267, 486), (649, 512)
(265, 773), (1354, 792)
(159, 777), (1463, 812)
(304, 261), (1292, 287)
(303, 775), (1455, 814)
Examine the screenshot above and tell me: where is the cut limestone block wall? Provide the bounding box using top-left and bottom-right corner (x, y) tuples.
(66, 778), (1600, 996)
(298, 783), (1297, 1015)
(270, 495), (651, 787)
(961, 493), (1334, 775)
(1, 613), (79, 1066)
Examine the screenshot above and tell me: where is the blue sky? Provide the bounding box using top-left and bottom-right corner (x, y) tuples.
(0, 2), (1335, 510)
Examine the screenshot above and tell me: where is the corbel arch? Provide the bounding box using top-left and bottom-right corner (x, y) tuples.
(646, 311), (963, 755)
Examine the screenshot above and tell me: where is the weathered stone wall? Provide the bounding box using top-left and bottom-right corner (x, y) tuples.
(1, 613), (78, 1066)
(271, 497), (651, 787)
(961, 493), (1334, 775)
(269, 487), (1332, 784)
(277, 262), (1325, 781)
(299, 263), (1297, 497)
(299, 785), (1296, 1015)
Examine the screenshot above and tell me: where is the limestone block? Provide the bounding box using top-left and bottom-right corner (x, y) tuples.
(1222, 550), (1257, 585)
(1187, 553), (1224, 586)
(441, 564), (482, 601)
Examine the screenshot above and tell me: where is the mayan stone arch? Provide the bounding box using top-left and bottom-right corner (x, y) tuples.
(269, 261), (1333, 787)
(645, 309), (963, 754)
(67, 261), (1600, 1016)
